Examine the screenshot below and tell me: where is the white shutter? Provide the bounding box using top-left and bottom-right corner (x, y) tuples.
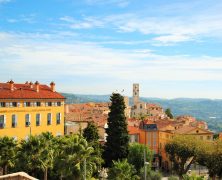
(15, 115), (18, 126)
(17, 102), (20, 107)
(3, 115), (6, 127)
(29, 114), (31, 125)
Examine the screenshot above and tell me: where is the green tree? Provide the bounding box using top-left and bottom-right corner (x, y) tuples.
(17, 133), (54, 180)
(108, 159), (139, 180)
(128, 143), (153, 174)
(165, 136), (202, 178)
(197, 139), (222, 179)
(165, 108), (173, 119)
(39, 132), (55, 180)
(104, 93), (129, 167)
(54, 135), (101, 180)
(83, 121), (103, 177)
(0, 136), (17, 175)
(83, 122), (99, 143)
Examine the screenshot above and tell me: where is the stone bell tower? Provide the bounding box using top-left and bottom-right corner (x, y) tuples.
(133, 83), (139, 105)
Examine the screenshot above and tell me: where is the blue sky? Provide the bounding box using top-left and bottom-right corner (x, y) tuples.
(1, 0), (222, 98)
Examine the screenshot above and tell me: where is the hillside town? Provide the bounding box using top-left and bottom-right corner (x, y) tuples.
(0, 81), (222, 179)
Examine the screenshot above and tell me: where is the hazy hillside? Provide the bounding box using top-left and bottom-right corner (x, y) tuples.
(62, 93), (222, 132)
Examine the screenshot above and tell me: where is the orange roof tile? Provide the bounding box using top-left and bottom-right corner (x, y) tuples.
(128, 126), (140, 134)
(0, 82), (65, 99)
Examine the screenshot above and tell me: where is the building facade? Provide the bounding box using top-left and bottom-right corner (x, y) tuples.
(0, 80), (65, 139)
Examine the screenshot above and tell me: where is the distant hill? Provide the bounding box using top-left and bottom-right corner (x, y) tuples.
(62, 93), (222, 133)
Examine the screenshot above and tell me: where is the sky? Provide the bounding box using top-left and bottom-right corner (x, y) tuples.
(1, 0), (222, 99)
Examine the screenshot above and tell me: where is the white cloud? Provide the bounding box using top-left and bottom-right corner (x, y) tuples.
(7, 14), (36, 24)
(85, 0), (130, 7)
(0, 0), (11, 3)
(1, 31), (222, 82)
(60, 16), (104, 29)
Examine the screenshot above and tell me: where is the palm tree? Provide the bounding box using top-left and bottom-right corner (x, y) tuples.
(39, 132), (55, 180)
(17, 133), (55, 180)
(54, 134), (101, 180)
(0, 136), (17, 175)
(108, 159), (139, 180)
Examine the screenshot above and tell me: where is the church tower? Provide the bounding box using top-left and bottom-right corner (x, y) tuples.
(133, 83), (139, 105)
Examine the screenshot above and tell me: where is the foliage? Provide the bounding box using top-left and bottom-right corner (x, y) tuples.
(197, 139), (222, 178)
(108, 159), (139, 180)
(128, 143), (153, 174)
(53, 134), (101, 180)
(168, 176), (179, 180)
(83, 122), (103, 177)
(83, 122), (99, 143)
(16, 134), (54, 180)
(165, 108), (174, 119)
(165, 136), (203, 177)
(104, 93), (129, 167)
(140, 166), (162, 180)
(0, 136), (17, 175)
(182, 174), (204, 180)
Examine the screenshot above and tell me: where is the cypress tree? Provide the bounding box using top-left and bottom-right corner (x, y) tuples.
(104, 93), (129, 167)
(83, 122), (99, 143)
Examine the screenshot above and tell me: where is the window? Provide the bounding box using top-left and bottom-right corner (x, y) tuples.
(200, 136), (203, 140)
(147, 132), (151, 146)
(36, 114), (41, 126)
(47, 113), (52, 125)
(25, 114), (30, 127)
(56, 102), (61, 106)
(46, 102), (52, 106)
(0, 102), (6, 107)
(24, 102), (31, 107)
(36, 102), (41, 106)
(207, 136), (211, 140)
(9, 102), (17, 107)
(12, 114), (17, 128)
(153, 132), (157, 146)
(0, 115), (5, 128)
(56, 113), (61, 124)
(140, 104), (143, 109)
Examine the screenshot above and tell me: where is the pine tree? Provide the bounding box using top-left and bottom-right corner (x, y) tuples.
(104, 93), (129, 167)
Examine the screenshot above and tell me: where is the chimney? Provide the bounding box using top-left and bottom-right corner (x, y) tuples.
(29, 82), (33, 88)
(35, 81), (40, 92)
(9, 80), (14, 91)
(25, 81), (29, 85)
(50, 81), (55, 92)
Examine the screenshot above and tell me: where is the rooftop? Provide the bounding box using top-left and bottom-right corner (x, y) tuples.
(0, 81), (65, 99)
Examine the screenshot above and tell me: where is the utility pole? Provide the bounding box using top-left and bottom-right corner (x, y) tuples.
(84, 158), (86, 180)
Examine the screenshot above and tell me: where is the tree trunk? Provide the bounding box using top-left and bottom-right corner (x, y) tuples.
(3, 165), (7, 175)
(44, 168), (48, 180)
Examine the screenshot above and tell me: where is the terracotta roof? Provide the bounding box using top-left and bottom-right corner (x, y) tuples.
(174, 125), (213, 134)
(0, 82), (65, 99)
(128, 126), (140, 134)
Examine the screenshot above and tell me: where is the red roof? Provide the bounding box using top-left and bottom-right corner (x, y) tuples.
(128, 126), (141, 134)
(0, 82), (65, 99)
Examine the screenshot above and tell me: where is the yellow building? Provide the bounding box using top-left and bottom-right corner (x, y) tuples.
(0, 80), (65, 139)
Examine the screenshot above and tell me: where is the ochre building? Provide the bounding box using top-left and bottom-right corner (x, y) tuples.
(0, 80), (65, 139)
